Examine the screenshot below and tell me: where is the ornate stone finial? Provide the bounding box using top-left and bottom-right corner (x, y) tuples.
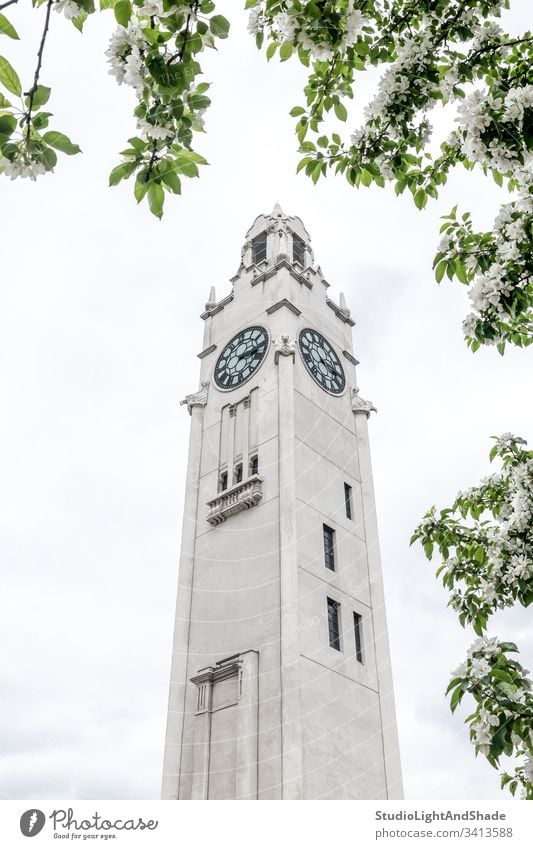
(180, 381), (209, 415)
(271, 201), (284, 217)
(339, 292), (351, 318)
(273, 334), (296, 363)
(351, 386), (377, 417)
(205, 286), (217, 311)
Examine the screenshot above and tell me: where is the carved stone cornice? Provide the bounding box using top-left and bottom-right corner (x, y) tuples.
(266, 298), (301, 317)
(326, 296), (356, 327)
(180, 381), (209, 415)
(273, 334), (296, 363)
(250, 257), (313, 290)
(351, 386), (377, 417)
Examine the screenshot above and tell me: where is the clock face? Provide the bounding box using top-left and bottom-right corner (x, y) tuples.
(298, 328), (346, 394)
(214, 326), (269, 390)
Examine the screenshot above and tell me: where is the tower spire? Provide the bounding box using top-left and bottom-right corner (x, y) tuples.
(271, 201), (284, 217)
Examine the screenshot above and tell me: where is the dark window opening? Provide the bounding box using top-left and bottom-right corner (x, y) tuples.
(323, 524), (335, 571)
(250, 455), (259, 476)
(353, 612), (363, 663)
(292, 233), (305, 266)
(234, 463), (243, 484)
(218, 471), (228, 492)
(251, 232), (267, 264)
(344, 483), (353, 520)
(327, 598), (341, 651)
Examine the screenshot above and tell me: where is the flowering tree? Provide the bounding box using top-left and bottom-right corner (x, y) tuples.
(0, 2), (531, 347)
(412, 434), (533, 798)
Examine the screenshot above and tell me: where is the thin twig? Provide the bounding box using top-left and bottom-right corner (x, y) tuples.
(0, 0), (20, 10)
(24, 0), (54, 144)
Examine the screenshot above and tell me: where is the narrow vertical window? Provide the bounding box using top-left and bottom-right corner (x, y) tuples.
(327, 598), (341, 651)
(250, 455), (259, 476)
(218, 471), (228, 492)
(251, 231), (267, 264)
(234, 463), (243, 484)
(344, 483), (353, 520)
(292, 233), (305, 266)
(323, 524), (335, 571)
(353, 612), (363, 663)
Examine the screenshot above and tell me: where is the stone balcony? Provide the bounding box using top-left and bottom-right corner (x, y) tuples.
(206, 475), (263, 526)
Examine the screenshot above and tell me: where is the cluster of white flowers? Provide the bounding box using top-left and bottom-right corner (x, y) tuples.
(54, 0), (81, 20)
(0, 158), (46, 181)
(454, 83), (533, 175)
(463, 182), (532, 334)
(446, 438), (533, 615)
(136, 1), (190, 19)
(248, 6), (265, 36)
(452, 636), (533, 756)
(105, 23), (146, 94)
(136, 117), (174, 140)
(471, 20), (504, 51)
(472, 706), (500, 755)
(251, 1), (367, 62)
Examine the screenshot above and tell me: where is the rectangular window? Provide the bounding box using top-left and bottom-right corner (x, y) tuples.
(327, 598), (341, 651)
(251, 232), (267, 264)
(234, 463), (243, 484)
(344, 483), (353, 520)
(292, 233), (305, 266)
(250, 455), (259, 476)
(218, 471), (228, 492)
(353, 612), (363, 663)
(323, 524), (335, 571)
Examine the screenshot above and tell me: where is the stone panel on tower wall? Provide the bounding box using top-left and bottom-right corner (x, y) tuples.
(300, 656), (387, 800)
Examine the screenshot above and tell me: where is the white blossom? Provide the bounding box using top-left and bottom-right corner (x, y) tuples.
(0, 158), (46, 180)
(54, 0), (81, 20)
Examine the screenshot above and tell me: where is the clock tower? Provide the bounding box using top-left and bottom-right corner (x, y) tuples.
(161, 205), (403, 800)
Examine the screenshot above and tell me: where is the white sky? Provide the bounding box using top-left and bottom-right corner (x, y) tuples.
(0, 2), (531, 800)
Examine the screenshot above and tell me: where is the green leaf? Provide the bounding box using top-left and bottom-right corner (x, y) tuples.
(161, 167), (181, 194)
(99, 0), (116, 8)
(134, 170), (149, 203)
(435, 259), (447, 283)
(265, 41), (277, 61)
(40, 146), (57, 172)
(209, 14), (230, 38)
(32, 111), (52, 130)
(42, 131), (81, 155)
(334, 102), (347, 122)
(0, 13), (19, 40)
(147, 181), (164, 218)
(0, 54), (21, 96)
(72, 11), (88, 33)
(0, 111), (15, 139)
(423, 540), (434, 559)
(114, 0), (131, 26)
(450, 686), (464, 713)
(279, 41), (293, 61)
(454, 259), (468, 284)
(109, 160), (137, 186)
(290, 106), (305, 117)
(0, 91), (10, 107)
(414, 188), (427, 210)
(26, 84), (51, 110)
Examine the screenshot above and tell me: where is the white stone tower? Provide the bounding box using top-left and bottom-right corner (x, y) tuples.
(161, 205), (403, 800)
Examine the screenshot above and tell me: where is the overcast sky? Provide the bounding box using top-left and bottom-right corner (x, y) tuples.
(0, 2), (531, 800)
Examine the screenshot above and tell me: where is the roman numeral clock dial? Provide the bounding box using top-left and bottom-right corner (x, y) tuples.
(298, 328), (346, 394)
(214, 326), (269, 390)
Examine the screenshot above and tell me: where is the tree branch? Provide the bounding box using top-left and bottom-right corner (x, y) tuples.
(24, 0), (54, 144)
(0, 0), (20, 10)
